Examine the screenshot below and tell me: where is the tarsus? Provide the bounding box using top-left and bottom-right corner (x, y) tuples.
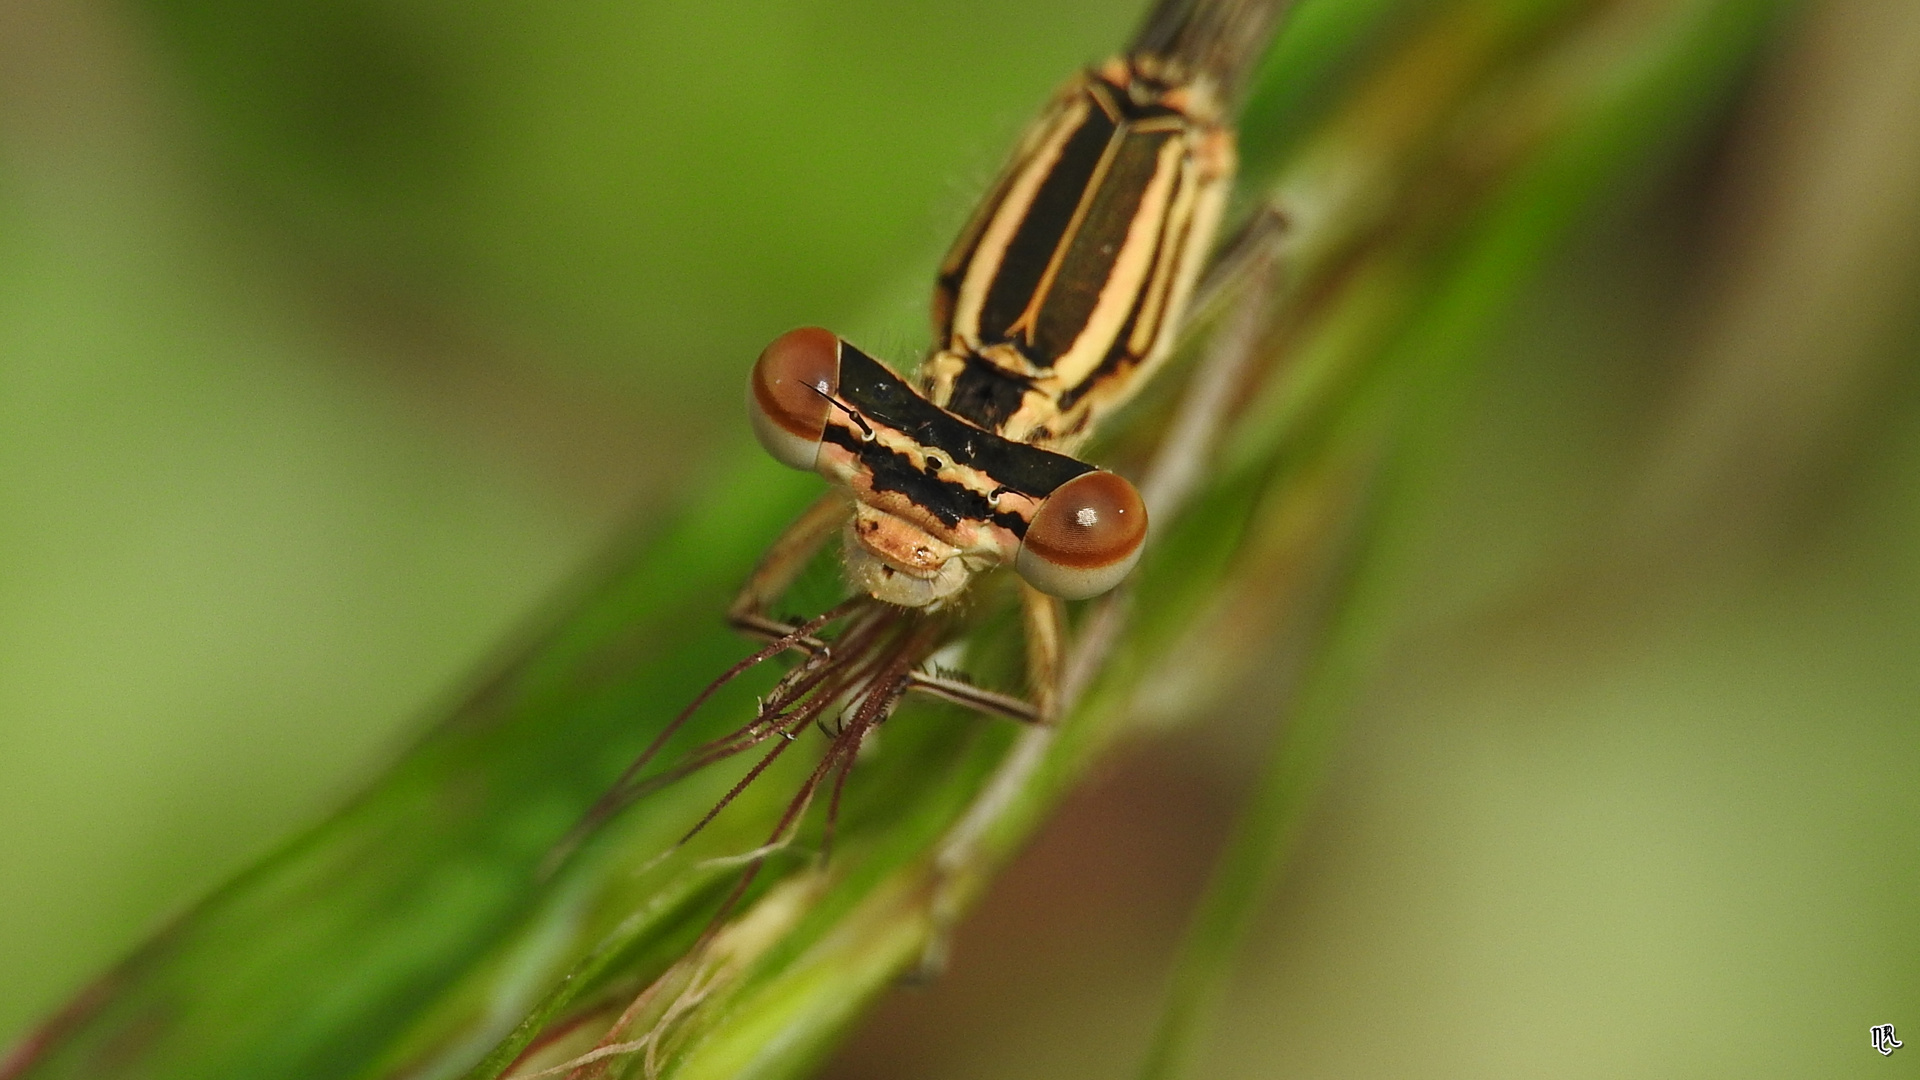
(540, 596), (945, 935)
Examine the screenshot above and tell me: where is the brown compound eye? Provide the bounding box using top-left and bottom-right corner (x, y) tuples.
(1015, 470), (1147, 599)
(748, 326), (842, 471)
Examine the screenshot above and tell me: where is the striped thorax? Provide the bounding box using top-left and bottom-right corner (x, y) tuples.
(749, 54), (1236, 608)
(926, 57), (1234, 449)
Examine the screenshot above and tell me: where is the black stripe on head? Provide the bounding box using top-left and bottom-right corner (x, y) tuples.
(834, 345), (1093, 530)
(826, 425), (1007, 531)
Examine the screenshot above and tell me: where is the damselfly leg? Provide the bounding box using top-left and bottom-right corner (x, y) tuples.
(724, 492), (849, 649)
(726, 492), (1048, 722)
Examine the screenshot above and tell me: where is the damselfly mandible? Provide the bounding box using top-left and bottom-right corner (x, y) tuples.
(574, 0), (1292, 862)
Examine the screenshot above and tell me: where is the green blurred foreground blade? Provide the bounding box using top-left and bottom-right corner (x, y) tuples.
(0, 1), (1802, 1077)
(0, 469), (822, 1080)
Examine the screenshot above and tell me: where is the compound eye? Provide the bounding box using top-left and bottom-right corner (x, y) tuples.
(748, 327), (842, 471)
(1015, 471), (1147, 599)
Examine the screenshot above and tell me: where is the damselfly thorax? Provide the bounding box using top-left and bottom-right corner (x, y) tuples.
(748, 54), (1235, 608)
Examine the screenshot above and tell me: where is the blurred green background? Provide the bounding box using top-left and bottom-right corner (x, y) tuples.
(1, 0), (1916, 1077)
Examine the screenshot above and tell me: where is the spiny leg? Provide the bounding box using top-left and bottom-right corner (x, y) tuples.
(675, 704), (819, 847)
(1186, 201), (1288, 323)
(1020, 582), (1067, 723)
(817, 616), (933, 859)
(539, 598), (863, 876)
(667, 604), (908, 849)
(667, 603), (908, 860)
(690, 613), (932, 946)
(880, 581), (1066, 739)
(905, 670), (1042, 723)
(727, 491), (852, 647)
(608, 599), (856, 795)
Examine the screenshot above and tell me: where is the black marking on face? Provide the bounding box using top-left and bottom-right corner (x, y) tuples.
(831, 346), (1094, 531)
(825, 425), (992, 530)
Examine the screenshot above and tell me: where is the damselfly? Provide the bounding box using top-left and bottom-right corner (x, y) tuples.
(565, 0), (1293, 876)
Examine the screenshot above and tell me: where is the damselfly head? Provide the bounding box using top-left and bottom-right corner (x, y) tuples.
(748, 325), (1148, 605)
